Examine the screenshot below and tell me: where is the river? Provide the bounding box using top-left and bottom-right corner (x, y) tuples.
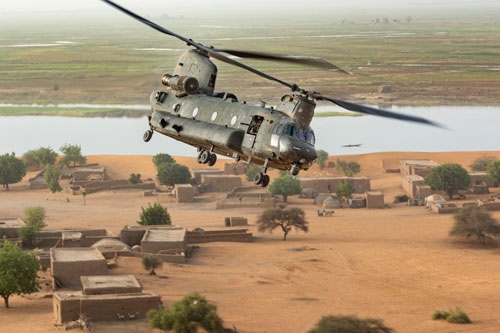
(0, 106), (499, 156)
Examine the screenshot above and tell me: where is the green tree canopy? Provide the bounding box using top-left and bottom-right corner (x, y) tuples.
(138, 203), (172, 226)
(142, 255), (162, 275)
(153, 153), (176, 168)
(267, 175), (302, 202)
(157, 163), (191, 186)
(336, 181), (354, 202)
(44, 164), (62, 193)
(148, 293), (224, 333)
(0, 153), (26, 191)
(245, 165), (261, 181)
(257, 207), (308, 241)
(487, 160), (500, 185)
(308, 315), (393, 333)
(19, 206), (46, 248)
(59, 144), (86, 167)
(450, 206), (500, 244)
(425, 163), (471, 199)
(129, 173), (142, 184)
(470, 156), (496, 172)
(316, 150), (329, 170)
(0, 241), (40, 308)
(22, 150), (40, 170)
(34, 147), (57, 167)
(336, 159), (361, 177)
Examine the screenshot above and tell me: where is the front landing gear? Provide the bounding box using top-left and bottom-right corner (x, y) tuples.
(143, 129), (153, 142)
(290, 164), (300, 176)
(197, 149), (217, 166)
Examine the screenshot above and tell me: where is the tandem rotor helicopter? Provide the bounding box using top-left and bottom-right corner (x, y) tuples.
(102, 0), (439, 188)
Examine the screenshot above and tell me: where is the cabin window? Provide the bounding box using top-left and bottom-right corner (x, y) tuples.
(230, 115), (238, 125)
(172, 103), (181, 112)
(247, 115), (264, 135)
(211, 112), (218, 121)
(192, 107), (199, 117)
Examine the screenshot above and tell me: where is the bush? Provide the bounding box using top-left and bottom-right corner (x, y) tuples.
(138, 203), (171, 226)
(432, 308), (471, 324)
(245, 165), (261, 181)
(425, 163), (471, 200)
(19, 206), (46, 247)
(336, 159), (361, 177)
(316, 150), (329, 170)
(308, 315), (393, 333)
(267, 175), (302, 202)
(142, 255), (162, 275)
(153, 153), (175, 168)
(336, 181), (354, 202)
(157, 163), (191, 186)
(44, 164), (62, 193)
(487, 160), (500, 185)
(450, 206), (500, 244)
(470, 156), (496, 172)
(148, 293), (223, 333)
(22, 150), (40, 170)
(129, 173), (142, 184)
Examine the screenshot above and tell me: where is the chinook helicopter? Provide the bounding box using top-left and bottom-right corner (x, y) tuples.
(102, 0), (439, 187)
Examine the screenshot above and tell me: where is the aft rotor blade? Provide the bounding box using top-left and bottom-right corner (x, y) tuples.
(101, 0), (303, 92)
(315, 95), (443, 128)
(216, 49), (351, 74)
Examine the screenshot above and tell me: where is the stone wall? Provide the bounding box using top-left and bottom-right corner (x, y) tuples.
(186, 229), (253, 243)
(366, 191), (385, 209)
(202, 175), (242, 192)
(300, 177), (371, 194)
(175, 184), (194, 203)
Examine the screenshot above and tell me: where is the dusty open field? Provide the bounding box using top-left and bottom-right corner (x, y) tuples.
(1, 151), (500, 332)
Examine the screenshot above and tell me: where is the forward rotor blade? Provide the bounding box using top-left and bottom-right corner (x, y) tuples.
(216, 49), (351, 74)
(101, 0), (302, 92)
(315, 95), (443, 128)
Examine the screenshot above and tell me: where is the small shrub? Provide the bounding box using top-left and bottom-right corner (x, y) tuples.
(24, 206), (46, 228)
(336, 159), (361, 177)
(129, 173), (142, 184)
(245, 165), (261, 181)
(450, 206), (500, 244)
(336, 180), (354, 202)
(470, 156), (496, 172)
(431, 310), (449, 320)
(447, 308), (471, 324)
(138, 203), (171, 226)
(308, 315), (393, 333)
(142, 255), (162, 275)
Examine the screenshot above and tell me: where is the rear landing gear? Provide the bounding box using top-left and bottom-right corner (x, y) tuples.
(290, 164), (300, 176)
(254, 172), (270, 187)
(143, 130), (153, 142)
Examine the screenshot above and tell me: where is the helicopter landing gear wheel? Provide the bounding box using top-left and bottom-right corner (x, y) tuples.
(143, 130), (153, 142)
(260, 174), (270, 187)
(290, 164), (300, 176)
(198, 150), (211, 164)
(254, 172), (265, 185)
(207, 153), (217, 167)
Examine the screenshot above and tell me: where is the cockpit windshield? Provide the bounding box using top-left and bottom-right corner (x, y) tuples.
(282, 124), (315, 145)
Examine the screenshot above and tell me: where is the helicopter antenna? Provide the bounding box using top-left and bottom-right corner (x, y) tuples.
(101, 0), (442, 128)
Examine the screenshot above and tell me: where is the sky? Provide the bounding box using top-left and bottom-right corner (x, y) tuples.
(2, 0), (500, 19)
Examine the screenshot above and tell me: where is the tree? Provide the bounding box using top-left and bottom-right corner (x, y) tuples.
(129, 173), (142, 184)
(450, 206), (500, 245)
(487, 160), (500, 185)
(267, 175), (302, 202)
(19, 206), (46, 248)
(142, 255), (162, 275)
(336, 181), (354, 203)
(157, 163), (191, 186)
(59, 144), (86, 167)
(316, 150), (329, 170)
(308, 315), (393, 333)
(245, 165), (261, 181)
(425, 163), (471, 200)
(470, 156), (496, 172)
(138, 203), (172, 226)
(336, 159), (361, 177)
(81, 190), (87, 205)
(153, 153), (175, 168)
(22, 150), (39, 170)
(0, 153), (26, 191)
(0, 241), (40, 308)
(44, 164), (62, 193)
(257, 207), (308, 241)
(148, 293), (224, 333)
(33, 147), (57, 167)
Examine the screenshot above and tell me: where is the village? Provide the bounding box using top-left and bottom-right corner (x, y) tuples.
(2, 149), (500, 332)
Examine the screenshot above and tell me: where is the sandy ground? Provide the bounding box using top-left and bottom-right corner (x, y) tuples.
(2, 151), (500, 333)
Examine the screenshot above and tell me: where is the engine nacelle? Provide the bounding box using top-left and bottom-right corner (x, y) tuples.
(173, 50), (217, 95)
(162, 74), (199, 95)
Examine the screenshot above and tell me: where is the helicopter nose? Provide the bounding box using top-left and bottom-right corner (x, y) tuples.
(279, 136), (317, 164)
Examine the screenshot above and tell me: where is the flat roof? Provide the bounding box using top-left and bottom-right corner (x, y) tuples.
(0, 218), (24, 228)
(51, 248), (105, 262)
(404, 175), (425, 181)
(367, 191), (384, 196)
(175, 184), (193, 188)
(300, 176), (369, 181)
(143, 228), (186, 243)
(401, 159), (439, 167)
(191, 169), (223, 173)
(81, 275), (141, 291)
